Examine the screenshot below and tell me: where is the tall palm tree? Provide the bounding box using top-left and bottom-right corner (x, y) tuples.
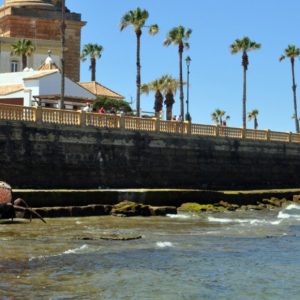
(211, 109), (230, 125)
(279, 45), (300, 133)
(81, 43), (104, 82)
(248, 109), (259, 130)
(164, 26), (192, 121)
(230, 37), (261, 129)
(11, 39), (35, 70)
(120, 7), (159, 117)
(141, 76), (166, 117)
(162, 75), (179, 120)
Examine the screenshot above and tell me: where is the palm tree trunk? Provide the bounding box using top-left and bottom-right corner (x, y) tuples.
(91, 58), (96, 81)
(291, 59), (300, 133)
(179, 44), (184, 121)
(165, 91), (174, 120)
(22, 54), (27, 70)
(136, 31), (142, 117)
(242, 64), (247, 129)
(154, 90), (163, 118)
(242, 51), (248, 130)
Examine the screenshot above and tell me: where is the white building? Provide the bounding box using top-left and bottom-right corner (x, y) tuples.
(0, 68), (96, 110)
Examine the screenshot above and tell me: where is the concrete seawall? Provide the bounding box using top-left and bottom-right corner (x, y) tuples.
(1, 120), (300, 189)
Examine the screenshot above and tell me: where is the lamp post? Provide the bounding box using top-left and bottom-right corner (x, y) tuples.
(59, 0), (66, 110)
(185, 56), (191, 121)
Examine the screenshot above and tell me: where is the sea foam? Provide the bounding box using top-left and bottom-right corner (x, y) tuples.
(156, 241), (174, 248)
(167, 214), (191, 219)
(29, 244), (89, 261)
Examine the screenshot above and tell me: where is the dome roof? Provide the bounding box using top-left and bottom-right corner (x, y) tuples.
(4, 0), (54, 9)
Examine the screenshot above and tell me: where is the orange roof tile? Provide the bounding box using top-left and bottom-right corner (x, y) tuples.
(79, 81), (124, 100)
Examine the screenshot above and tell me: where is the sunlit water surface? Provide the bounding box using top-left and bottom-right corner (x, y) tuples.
(1, 204), (300, 299)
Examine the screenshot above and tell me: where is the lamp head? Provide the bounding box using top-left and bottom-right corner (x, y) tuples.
(185, 56), (191, 66)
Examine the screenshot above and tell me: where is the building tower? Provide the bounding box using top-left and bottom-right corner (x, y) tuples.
(0, 0), (85, 81)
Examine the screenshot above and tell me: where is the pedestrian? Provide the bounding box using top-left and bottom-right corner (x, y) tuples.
(177, 115), (183, 121)
(172, 115), (177, 121)
(98, 106), (105, 114)
(83, 103), (92, 112)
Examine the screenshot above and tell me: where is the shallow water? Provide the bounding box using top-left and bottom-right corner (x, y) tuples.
(1, 205), (300, 299)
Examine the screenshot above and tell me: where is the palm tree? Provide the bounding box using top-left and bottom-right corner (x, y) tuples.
(141, 76), (165, 117)
(248, 109), (259, 130)
(81, 43), (104, 82)
(211, 109), (230, 125)
(164, 26), (192, 121)
(162, 75), (179, 120)
(279, 45), (300, 133)
(230, 37), (261, 129)
(11, 39), (35, 70)
(120, 7), (159, 117)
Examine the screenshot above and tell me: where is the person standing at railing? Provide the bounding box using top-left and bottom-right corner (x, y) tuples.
(98, 106), (105, 114)
(110, 107), (117, 114)
(83, 103), (92, 112)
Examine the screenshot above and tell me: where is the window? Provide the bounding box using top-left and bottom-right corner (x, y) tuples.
(11, 61), (19, 72)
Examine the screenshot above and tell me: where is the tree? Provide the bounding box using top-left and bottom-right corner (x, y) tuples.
(230, 37), (261, 129)
(93, 97), (132, 113)
(248, 109), (259, 130)
(141, 76), (166, 117)
(11, 39), (35, 70)
(162, 75), (179, 120)
(279, 45), (300, 133)
(164, 26), (192, 121)
(211, 109), (230, 125)
(81, 43), (104, 82)
(120, 7), (159, 117)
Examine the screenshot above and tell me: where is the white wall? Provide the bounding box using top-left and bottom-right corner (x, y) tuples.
(39, 72), (96, 100)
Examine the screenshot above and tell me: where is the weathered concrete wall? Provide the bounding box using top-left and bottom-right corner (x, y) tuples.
(1, 120), (300, 189)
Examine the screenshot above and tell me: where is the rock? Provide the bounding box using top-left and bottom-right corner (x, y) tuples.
(0, 181), (12, 204)
(293, 195), (300, 202)
(178, 202), (218, 212)
(111, 201), (151, 217)
(75, 234), (142, 241)
(150, 206), (177, 216)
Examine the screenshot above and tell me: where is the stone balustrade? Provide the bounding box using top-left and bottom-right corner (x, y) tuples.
(0, 103), (300, 143)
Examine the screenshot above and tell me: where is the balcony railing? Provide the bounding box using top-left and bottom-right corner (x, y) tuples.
(0, 103), (299, 144)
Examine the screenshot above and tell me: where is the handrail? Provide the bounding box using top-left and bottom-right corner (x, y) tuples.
(0, 103), (299, 143)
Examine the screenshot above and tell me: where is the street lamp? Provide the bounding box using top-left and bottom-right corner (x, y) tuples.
(59, 0), (66, 110)
(185, 56), (191, 121)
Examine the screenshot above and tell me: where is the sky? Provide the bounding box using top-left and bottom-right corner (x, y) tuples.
(66, 0), (300, 132)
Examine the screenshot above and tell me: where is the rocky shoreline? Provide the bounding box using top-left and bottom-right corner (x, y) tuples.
(21, 194), (300, 219)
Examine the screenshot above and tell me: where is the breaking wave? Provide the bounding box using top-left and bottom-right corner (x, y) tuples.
(29, 244), (88, 261)
(156, 241), (174, 248)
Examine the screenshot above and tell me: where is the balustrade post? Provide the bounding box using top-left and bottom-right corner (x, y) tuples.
(36, 106), (43, 124)
(288, 132), (292, 143)
(186, 121), (192, 135)
(266, 129), (271, 141)
(155, 118), (160, 132)
(242, 128), (246, 139)
(215, 125), (219, 137)
(80, 111), (87, 127)
(120, 114), (126, 131)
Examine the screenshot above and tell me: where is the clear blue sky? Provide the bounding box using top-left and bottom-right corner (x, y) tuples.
(68, 0), (300, 132)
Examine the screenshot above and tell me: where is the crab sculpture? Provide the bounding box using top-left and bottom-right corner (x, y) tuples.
(0, 181), (46, 223)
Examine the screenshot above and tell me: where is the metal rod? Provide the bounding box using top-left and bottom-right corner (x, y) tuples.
(59, 0), (66, 109)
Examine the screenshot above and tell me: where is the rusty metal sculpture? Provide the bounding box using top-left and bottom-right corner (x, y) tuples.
(0, 181), (46, 223)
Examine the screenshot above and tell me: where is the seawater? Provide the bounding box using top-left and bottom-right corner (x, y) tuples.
(1, 205), (300, 299)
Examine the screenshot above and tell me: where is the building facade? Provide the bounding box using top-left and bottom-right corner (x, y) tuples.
(0, 0), (85, 81)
